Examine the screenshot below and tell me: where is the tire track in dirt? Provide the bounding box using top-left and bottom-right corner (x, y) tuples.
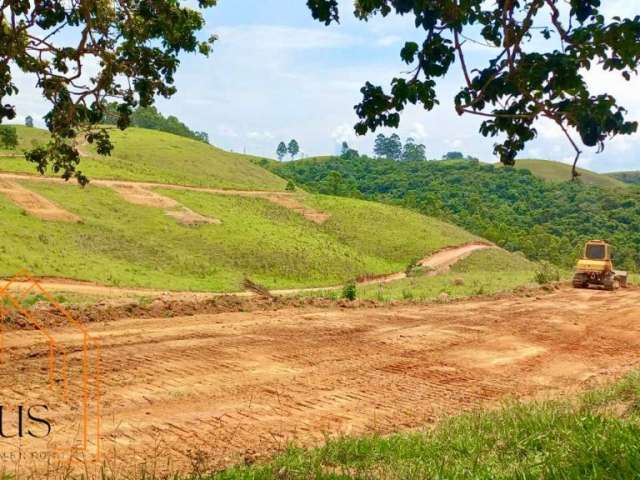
(1, 287), (639, 476)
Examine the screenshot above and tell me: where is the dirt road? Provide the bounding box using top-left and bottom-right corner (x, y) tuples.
(1, 286), (639, 475)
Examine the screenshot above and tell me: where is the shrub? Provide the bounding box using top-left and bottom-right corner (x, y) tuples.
(535, 261), (560, 285)
(342, 281), (357, 301)
(285, 180), (296, 191)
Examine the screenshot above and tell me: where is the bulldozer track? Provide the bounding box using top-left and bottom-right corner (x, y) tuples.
(1, 286), (639, 475)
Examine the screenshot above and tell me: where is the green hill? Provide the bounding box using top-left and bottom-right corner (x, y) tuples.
(513, 159), (626, 188)
(608, 171), (640, 185)
(0, 125), (285, 190)
(270, 155), (640, 271)
(0, 178), (478, 291)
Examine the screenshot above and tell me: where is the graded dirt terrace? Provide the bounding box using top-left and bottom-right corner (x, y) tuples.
(0, 286), (639, 476)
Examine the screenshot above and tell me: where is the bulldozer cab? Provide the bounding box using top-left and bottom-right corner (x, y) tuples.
(584, 240), (610, 261)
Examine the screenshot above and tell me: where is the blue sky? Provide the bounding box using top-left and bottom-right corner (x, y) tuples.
(12, 0), (640, 172)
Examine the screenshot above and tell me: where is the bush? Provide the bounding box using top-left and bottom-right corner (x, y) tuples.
(535, 261), (560, 285)
(342, 281), (357, 301)
(285, 179), (296, 191)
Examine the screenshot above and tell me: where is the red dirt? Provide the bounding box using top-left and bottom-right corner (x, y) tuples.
(1, 286), (639, 477)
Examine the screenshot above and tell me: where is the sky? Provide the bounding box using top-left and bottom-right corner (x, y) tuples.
(10, 0), (640, 173)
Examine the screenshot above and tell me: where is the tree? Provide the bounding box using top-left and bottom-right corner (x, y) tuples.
(444, 151), (464, 160)
(373, 133), (402, 160)
(288, 139), (300, 159)
(387, 133), (402, 161)
(1, 0), (217, 184)
(306, 1), (640, 177)
(194, 132), (209, 144)
(0, 126), (18, 150)
(276, 142), (288, 161)
(402, 137), (426, 161)
(341, 142), (360, 160)
(25, 116), (34, 128)
(373, 134), (388, 158)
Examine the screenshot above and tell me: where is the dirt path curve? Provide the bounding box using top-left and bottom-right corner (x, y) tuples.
(0, 172), (330, 223)
(1, 242), (494, 299)
(1, 286), (639, 476)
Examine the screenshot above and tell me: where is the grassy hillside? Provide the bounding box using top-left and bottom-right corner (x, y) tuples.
(0, 180), (476, 291)
(608, 171), (640, 185)
(356, 248), (539, 301)
(271, 155), (640, 272)
(211, 371), (640, 479)
(514, 159), (626, 188)
(304, 248), (540, 302)
(0, 125), (286, 190)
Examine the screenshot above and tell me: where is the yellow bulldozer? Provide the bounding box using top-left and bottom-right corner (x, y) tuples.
(573, 240), (628, 290)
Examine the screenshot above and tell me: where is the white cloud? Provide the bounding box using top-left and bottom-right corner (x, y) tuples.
(376, 35), (401, 47)
(216, 125), (239, 138)
(331, 123), (357, 144)
(215, 25), (358, 51)
(247, 130), (274, 140)
(408, 122), (428, 140)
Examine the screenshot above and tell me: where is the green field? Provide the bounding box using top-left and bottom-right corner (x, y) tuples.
(513, 159), (626, 188)
(0, 126), (286, 190)
(209, 371), (640, 479)
(0, 181), (476, 291)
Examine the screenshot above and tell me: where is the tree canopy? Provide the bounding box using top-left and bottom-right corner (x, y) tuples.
(306, 1), (640, 176)
(0, 125), (18, 149)
(1, 0), (217, 183)
(288, 139), (300, 159)
(276, 141), (288, 161)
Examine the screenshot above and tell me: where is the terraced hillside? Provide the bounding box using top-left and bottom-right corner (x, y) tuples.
(0, 174), (478, 291)
(0, 125), (285, 190)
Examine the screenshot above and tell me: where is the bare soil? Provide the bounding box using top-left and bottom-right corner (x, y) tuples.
(0, 179), (80, 222)
(1, 286), (639, 476)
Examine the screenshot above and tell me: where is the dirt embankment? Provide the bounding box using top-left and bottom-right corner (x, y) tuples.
(0, 285), (638, 477)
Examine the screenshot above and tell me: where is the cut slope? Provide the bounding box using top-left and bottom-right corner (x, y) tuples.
(514, 159), (626, 188)
(0, 180), (477, 291)
(0, 125), (286, 190)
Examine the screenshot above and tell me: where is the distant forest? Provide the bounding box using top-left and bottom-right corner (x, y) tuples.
(271, 156), (640, 272)
(104, 105), (209, 144)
